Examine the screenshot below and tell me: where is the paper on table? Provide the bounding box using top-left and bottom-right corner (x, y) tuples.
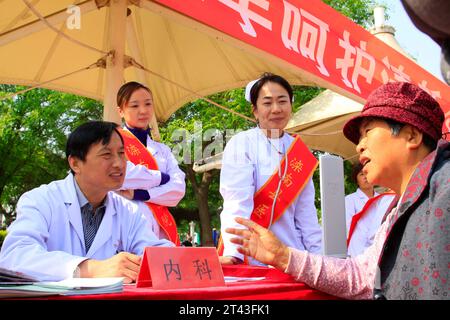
(0, 283), (69, 298)
(0, 267), (37, 283)
(0, 277), (124, 298)
(41, 277), (124, 289)
(224, 276), (266, 283)
(39, 277), (124, 295)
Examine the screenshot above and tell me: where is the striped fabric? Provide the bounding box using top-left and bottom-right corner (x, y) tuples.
(80, 203), (106, 253)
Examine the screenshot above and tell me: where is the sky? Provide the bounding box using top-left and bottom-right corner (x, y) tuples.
(384, 0), (443, 82)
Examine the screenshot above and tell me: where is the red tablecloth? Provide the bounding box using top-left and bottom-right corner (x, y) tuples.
(43, 265), (339, 300)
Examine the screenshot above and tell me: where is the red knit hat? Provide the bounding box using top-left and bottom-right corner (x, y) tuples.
(343, 82), (444, 144)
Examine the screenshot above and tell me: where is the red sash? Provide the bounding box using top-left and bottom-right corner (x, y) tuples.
(118, 128), (180, 246)
(218, 136), (318, 257)
(347, 192), (395, 247)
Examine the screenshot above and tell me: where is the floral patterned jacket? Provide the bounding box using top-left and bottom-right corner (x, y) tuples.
(378, 140), (449, 299)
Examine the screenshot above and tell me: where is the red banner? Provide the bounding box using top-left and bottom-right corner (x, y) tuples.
(154, 0), (450, 134)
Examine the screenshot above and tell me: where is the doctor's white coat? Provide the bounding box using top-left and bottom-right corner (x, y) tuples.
(0, 174), (173, 281)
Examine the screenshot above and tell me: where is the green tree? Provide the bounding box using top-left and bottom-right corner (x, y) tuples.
(323, 0), (379, 27)
(0, 85), (102, 224)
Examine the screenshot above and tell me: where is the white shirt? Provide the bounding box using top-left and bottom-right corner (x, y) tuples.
(345, 188), (379, 234)
(220, 128), (322, 265)
(0, 174), (173, 281)
(120, 132), (186, 240)
(347, 193), (396, 257)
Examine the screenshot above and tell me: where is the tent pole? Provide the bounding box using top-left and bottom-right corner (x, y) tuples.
(126, 15), (161, 141)
(103, 0), (127, 124)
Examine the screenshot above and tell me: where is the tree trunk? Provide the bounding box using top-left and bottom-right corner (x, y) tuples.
(185, 164), (215, 247)
(196, 182), (213, 247)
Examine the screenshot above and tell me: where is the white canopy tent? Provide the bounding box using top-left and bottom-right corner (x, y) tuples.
(285, 89), (363, 161)
(0, 0), (329, 140)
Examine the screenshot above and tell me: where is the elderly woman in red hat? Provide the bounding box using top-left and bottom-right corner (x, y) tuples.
(224, 82), (449, 300)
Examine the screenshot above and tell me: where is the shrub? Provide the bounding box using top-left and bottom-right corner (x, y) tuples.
(0, 230), (7, 250)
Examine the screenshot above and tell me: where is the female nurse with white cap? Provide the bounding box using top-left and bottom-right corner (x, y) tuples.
(218, 73), (322, 265)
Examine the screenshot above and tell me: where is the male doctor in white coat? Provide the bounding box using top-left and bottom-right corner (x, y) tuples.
(0, 121), (173, 283)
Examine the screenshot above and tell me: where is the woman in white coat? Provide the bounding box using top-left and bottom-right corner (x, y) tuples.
(116, 82), (186, 245)
(344, 163), (378, 234)
(219, 73), (322, 265)
(0, 121), (172, 282)
(345, 163), (396, 257)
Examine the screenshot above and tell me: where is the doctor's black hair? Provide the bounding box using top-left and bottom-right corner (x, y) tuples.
(66, 121), (124, 174)
(249, 72), (293, 107)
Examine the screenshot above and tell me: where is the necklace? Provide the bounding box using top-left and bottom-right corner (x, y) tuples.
(266, 136), (284, 155)
(257, 126), (285, 155)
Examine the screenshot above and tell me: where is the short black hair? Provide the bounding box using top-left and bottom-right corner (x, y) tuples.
(250, 72), (293, 107)
(351, 162), (363, 184)
(66, 121), (124, 174)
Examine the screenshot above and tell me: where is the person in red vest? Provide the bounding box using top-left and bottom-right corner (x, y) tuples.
(218, 73), (322, 265)
(345, 163), (395, 257)
(115, 82), (185, 246)
(225, 82), (449, 299)
(345, 163), (379, 234)
(346, 190), (395, 257)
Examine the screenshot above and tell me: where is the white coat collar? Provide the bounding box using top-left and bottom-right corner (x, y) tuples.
(60, 174), (85, 247)
(145, 136), (159, 157)
(60, 174), (117, 257)
(355, 187), (379, 200)
(355, 188), (368, 200)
